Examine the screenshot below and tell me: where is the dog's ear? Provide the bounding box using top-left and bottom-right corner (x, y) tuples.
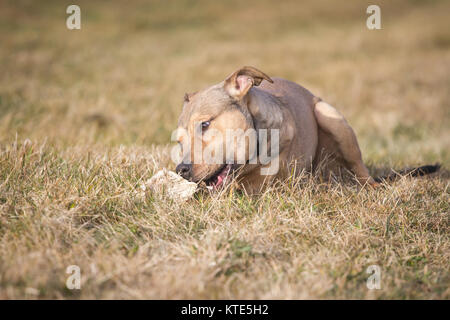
(184, 91), (198, 103)
(224, 66), (273, 100)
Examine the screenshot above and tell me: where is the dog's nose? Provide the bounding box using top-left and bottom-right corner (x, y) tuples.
(176, 163), (192, 180)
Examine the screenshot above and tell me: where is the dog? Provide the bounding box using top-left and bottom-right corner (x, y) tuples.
(175, 66), (439, 193)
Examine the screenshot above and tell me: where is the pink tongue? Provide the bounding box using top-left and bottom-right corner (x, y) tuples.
(215, 175), (223, 187)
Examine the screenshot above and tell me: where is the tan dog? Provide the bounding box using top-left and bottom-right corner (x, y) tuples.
(175, 66), (438, 193)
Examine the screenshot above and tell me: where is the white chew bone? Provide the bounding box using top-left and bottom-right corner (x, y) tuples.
(141, 169), (198, 202)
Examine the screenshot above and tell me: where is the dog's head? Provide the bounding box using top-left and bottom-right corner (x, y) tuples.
(175, 66), (273, 188)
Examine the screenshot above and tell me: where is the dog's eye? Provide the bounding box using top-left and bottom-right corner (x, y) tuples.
(201, 121), (210, 130)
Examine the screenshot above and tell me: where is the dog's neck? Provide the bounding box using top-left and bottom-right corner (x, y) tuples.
(236, 88), (293, 178)
(245, 87), (285, 131)
(245, 87), (296, 171)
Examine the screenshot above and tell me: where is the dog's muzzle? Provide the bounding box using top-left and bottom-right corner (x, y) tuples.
(176, 163), (192, 180)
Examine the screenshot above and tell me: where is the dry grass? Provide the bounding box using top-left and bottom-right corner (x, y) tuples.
(0, 0), (449, 299)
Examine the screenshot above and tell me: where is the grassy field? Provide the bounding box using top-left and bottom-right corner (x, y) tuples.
(0, 0), (449, 299)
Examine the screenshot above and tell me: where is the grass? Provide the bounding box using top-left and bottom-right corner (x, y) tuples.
(0, 0), (449, 299)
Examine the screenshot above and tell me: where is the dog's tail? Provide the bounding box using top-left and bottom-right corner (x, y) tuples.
(374, 164), (441, 183)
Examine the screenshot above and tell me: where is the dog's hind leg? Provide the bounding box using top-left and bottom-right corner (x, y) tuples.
(313, 99), (378, 187)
